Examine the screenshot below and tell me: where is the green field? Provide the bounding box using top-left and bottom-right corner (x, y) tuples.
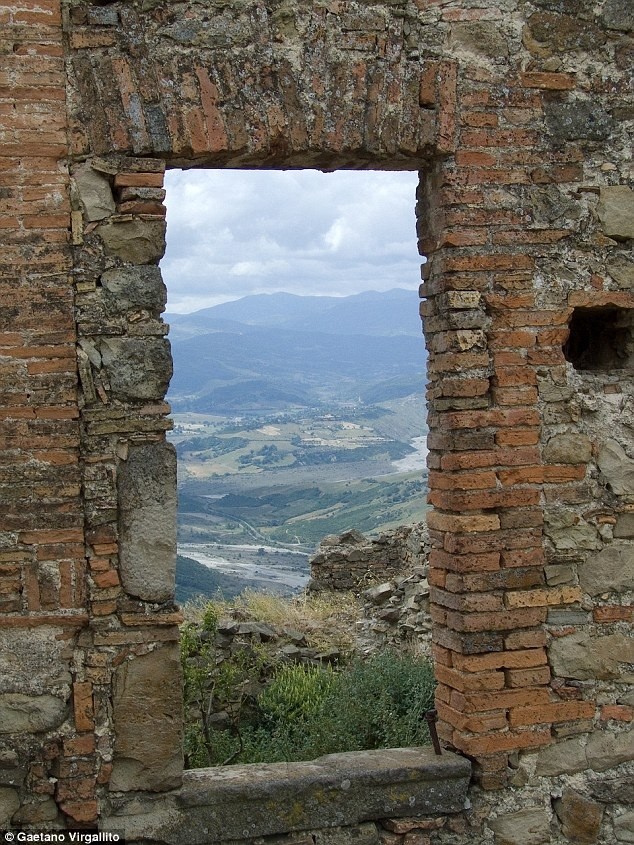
(172, 396), (429, 553)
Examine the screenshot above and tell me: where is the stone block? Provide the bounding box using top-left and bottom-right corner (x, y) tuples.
(100, 337), (172, 401)
(11, 798), (59, 824)
(0, 693), (67, 734)
(544, 564), (577, 586)
(450, 22), (509, 58)
(545, 102), (612, 144)
(489, 807), (550, 845)
(598, 440), (634, 495)
(0, 629), (71, 694)
(549, 631), (634, 680)
(614, 513), (634, 538)
(315, 823), (380, 845)
(546, 610), (590, 626)
(597, 187), (634, 241)
(601, 0), (634, 31)
(118, 442), (177, 602)
(589, 776), (634, 805)
(0, 787), (19, 827)
(615, 811), (634, 843)
(525, 12), (604, 54)
(608, 258), (634, 289)
(97, 218), (166, 263)
(578, 544), (634, 596)
(585, 729), (634, 771)
(554, 789), (603, 845)
(101, 266), (167, 316)
(106, 748), (470, 844)
(543, 434), (592, 465)
(111, 644), (183, 792)
(536, 737), (587, 777)
(73, 163), (116, 222)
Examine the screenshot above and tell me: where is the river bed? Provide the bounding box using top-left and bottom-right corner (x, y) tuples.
(179, 542), (310, 592)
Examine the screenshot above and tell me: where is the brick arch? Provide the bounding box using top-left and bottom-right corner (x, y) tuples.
(2, 0), (633, 832)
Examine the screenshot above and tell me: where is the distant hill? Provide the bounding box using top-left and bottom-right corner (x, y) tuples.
(167, 288), (423, 340)
(166, 289), (426, 413)
(176, 554), (247, 603)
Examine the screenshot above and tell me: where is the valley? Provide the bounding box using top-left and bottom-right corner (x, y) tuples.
(166, 290), (430, 600)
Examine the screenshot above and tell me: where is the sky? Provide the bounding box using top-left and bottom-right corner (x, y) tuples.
(161, 169), (423, 314)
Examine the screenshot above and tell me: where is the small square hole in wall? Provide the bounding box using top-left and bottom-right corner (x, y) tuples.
(563, 307), (634, 372)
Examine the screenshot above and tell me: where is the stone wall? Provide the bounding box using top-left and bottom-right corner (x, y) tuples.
(0, 0), (633, 841)
(309, 523), (430, 592)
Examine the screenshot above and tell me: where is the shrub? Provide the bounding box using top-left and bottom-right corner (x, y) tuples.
(182, 643), (436, 766)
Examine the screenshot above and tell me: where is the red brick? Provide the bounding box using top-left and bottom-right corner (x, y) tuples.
(509, 700), (595, 727)
(429, 488), (540, 511)
(444, 254), (534, 273)
(496, 429), (540, 446)
(499, 508), (544, 530)
(496, 309), (570, 328)
(493, 366), (537, 387)
(453, 649), (547, 673)
(593, 606), (634, 623)
(569, 291), (634, 308)
(431, 643), (453, 667)
(430, 549), (501, 573)
(455, 150), (496, 166)
(59, 799), (98, 823)
(92, 569), (120, 589)
(435, 663), (505, 692)
(492, 229), (571, 244)
(113, 173), (164, 188)
(520, 72), (575, 90)
(446, 568), (544, 593)
(501, 548), (545, 568)
(439, 377), (490, 398)
(72, 681), (94, 732)
(429, 470), (497, 490)
(446, 607), (547, 633)
(493, 386), (539, 406)
(451, 687), (552, 714)
(427, 511), (501, 533)
(505, 630), (548, 650)
(505, 666), (551, 688)
(437, 700), (508, 734)
(599, 705), (633, 722)
(452, 727), (551, 755)
(432, 586), (504, 613)
(62, 734), (95, 757)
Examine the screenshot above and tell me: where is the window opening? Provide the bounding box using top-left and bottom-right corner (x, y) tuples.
(564, 307), (634, 372)
(161, 169), (435, 768)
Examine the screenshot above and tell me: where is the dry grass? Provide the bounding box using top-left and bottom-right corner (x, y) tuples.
(183, 588), (362, 655)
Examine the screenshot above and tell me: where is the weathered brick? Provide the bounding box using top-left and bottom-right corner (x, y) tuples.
(509, 700), (595, 727)
(427, 511), (501, 533)
(505, 666), (551, 688)
(446, 607), (547, 633)
(505, 586), (582, 608)
(452, 727), (551, 755)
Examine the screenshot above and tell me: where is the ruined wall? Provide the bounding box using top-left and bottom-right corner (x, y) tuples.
(0, 0), (633, 842)
(309, 524), (430, 591)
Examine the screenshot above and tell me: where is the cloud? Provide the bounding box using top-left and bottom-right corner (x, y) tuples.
(161, 169), (422, 313)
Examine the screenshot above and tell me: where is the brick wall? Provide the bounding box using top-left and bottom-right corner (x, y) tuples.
(0, 1), (632, 841)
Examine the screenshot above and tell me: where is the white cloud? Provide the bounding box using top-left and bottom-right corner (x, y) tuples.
(161, 169), (422, 313)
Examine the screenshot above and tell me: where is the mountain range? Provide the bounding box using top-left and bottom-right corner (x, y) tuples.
(166, 288), (426, 413)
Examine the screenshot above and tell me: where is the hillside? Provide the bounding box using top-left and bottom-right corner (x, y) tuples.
(166, 289), (426, 413)
(168, 290), (429, 597)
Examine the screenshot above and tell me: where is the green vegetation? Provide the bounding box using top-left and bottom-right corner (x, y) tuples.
(175, 555), (247, 603)
(181, 593), (435, 768)
(179, 475), (427, 547)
